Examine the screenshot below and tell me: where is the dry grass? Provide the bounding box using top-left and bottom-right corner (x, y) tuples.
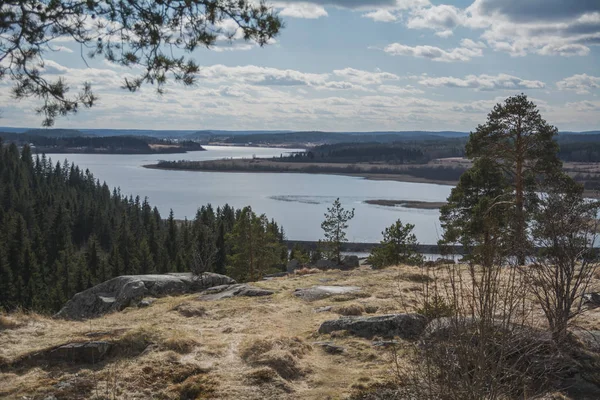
(2, 264), (598, 399)
(0, 314), (21, 330)
(333, 304), (365, 316)
(162, 330), (200, 354)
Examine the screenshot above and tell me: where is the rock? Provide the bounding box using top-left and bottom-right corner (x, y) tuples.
(287, 259), (301, 273)
(137, 298), (155, 308)
(313, 341), (345, 354)
(583, 292), (600, 306)
(372, 340), (399, 347)
(263, 272), (288, 279)
(293, 286), (361, 302)
(318, 314), (427, 339)
(48, 341), (111, 363)
(56, 272), (235, 320)
(314, 306), (333, 313)
(198, 284), (274, 301)
(20, 341), (112, 366)
(340, 255), (360, 270)
(315, 259), (338, 270)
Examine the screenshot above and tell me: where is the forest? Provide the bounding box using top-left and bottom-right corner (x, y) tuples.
(0, 142), (286, 313)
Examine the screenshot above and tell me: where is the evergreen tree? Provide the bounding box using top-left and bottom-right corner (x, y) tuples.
(321, 198), (355, 264)
(368, 220), (423, 268)
(464, 94), (576, 264)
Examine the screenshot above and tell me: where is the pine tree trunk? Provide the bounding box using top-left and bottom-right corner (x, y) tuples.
(515, 119), (526, 265)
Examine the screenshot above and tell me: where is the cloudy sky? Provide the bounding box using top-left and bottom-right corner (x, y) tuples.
(1, 0), (599, 131)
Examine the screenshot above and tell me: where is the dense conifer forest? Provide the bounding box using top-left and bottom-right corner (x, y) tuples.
(0, 143), (286, 313)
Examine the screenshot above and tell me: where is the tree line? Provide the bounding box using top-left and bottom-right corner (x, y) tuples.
(0, 142), (286, 313)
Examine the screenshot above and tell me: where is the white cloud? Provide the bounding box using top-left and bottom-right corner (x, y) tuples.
(419, 73), (546, 90)
(556, 74), (600, 94)
(406, 4), (465, 35)
(565, 100), (600, 111)
(277, 2), (328, 19)
(463, 0), (600, 57)
(378, 85), (425, 95)
(332, 68), (400, 84)
(382, 42), (484, 62)
(363, 9), (397, 22)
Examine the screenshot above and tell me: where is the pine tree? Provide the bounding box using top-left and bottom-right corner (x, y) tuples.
(321, 198), (355, 264)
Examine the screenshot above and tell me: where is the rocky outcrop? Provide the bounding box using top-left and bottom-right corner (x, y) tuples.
(55, 272), (235, 320)
(198, 284), (274, 301)
(10, 341), (112, 367)
(318, 314), (427, 339)
(293, 285), (361, 302)
(287, 259), (301, 273)
(340, 255), (360, 270)
(315, 260), (337, 270)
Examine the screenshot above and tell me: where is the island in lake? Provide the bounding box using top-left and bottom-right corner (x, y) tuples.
(364, 199), (447, 209)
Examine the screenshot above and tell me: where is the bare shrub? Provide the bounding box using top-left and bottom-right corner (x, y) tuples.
(522, 192), (600, 344)
(396, 256), (570, 399)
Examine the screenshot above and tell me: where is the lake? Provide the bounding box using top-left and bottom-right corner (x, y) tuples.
(46, 146), (453, 244)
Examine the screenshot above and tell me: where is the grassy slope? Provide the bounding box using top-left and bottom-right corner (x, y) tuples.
(2, 265), (600, 399)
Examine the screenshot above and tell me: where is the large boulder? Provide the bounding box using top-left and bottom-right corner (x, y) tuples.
(287, 259), (301, 273)
(55, 272), (235, 320)
(318, 314), (427, 339)
(315, 259), (338, 270)
(198, 284), (274, 301)
(340, 255), (360, 270)
(293, 285), (361, 302)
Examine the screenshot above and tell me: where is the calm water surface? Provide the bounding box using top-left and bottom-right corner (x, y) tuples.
(46, 146), (452, 244)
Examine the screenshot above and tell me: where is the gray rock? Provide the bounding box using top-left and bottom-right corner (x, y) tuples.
(263, 272), (288, 279)
(314, 306), (333, 313)
(318, 314), (427, 339)
(287, 259), (301, 273)
(340, 255), (360, 270)
(198, 284), (274, 301)
(25, 341), (112, 365)
(137, 298), (155, 308)
(293, 285), (361, 302)
(583, 292), (600, 306)
(313, 341), (345, 354)
(315, 259), (338, 270)
(372, 340), (400, 347)
(56, 272), (235, 320)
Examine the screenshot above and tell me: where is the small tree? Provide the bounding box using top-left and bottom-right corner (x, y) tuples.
(368, 220), (422, 268)
(321, 198), (354, 264)
(523, 187), (600, 344)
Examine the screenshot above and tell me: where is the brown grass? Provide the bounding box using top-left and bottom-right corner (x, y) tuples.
(3, 264), (598, 399)
(333, 304), (365, 316)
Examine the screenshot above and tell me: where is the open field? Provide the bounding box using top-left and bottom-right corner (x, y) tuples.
(2, 264), (600, 399)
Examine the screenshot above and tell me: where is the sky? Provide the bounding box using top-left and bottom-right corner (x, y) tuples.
(1, 0), (599, 132)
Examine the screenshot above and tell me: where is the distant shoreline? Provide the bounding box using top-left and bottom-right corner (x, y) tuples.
(143, 158), (461, 187)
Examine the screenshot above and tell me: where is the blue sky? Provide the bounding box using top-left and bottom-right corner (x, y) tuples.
(1, 0), (599, 131)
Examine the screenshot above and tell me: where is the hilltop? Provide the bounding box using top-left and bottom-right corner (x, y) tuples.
(2, 264), (600, 400)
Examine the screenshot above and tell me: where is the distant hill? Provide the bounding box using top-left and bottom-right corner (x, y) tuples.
(24, 128), (89, 138)
(0, 127), (597, 140)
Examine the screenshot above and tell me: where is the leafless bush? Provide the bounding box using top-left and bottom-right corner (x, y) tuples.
(394, 239), (570, 399)
(522, 191), (600, 345)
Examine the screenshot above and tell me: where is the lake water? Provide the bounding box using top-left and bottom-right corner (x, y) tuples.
(46, 146), (453, 244)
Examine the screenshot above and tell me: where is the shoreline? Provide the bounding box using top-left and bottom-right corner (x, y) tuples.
(143, 163), (459, 187)
(144, 159), (600, 199)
